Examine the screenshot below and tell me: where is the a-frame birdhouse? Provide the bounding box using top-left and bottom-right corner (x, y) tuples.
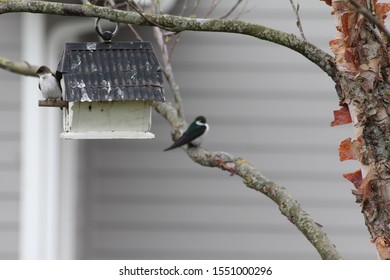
(57, 22), (165, 139)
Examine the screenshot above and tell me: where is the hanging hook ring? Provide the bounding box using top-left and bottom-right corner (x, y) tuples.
(95, 18), (120, 42)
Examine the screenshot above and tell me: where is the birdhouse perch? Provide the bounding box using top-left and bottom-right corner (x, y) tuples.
(57, 21), (165, 139)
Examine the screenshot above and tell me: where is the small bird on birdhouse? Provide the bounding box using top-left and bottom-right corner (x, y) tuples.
(164, 116), (209, 151)
(36, 65), (62, 101)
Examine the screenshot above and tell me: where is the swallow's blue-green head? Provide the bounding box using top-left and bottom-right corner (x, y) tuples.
(195, 116), (207, 125)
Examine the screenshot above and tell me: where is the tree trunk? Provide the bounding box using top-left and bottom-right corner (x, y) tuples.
(328, 0), (390, 259)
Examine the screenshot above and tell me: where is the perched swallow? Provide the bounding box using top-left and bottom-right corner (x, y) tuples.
(164, 116), (209, 151)
(36, 65), (62, 100)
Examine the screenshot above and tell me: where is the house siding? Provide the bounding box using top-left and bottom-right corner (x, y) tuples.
(0, 14), (21, 259)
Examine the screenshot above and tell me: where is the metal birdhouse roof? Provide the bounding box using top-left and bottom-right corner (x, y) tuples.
(57, 41), (165, 102)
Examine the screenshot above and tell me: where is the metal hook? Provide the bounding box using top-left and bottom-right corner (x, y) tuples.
(95, 18), (120, 42)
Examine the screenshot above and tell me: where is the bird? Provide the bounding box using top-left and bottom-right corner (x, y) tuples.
(164, 116), (209, 151)
(36, 65), (62, 101)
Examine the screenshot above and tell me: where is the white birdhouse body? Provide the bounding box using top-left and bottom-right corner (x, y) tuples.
(57, 41), (165, 140)
(62, 100), (153, 139)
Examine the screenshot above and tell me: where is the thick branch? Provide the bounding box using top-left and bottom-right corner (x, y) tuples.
(154, 101), (342, 260)
(0, 0), (337, 79)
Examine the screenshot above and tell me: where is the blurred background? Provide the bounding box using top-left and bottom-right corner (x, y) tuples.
(0, 0), (377, 259)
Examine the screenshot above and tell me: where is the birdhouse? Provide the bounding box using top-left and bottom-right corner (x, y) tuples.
(56, 22), (165, 139)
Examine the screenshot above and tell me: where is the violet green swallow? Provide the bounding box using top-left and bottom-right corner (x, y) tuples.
(36, 65), (62, 100)
(164, 116), (209, 151)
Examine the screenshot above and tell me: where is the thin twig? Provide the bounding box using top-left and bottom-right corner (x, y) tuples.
(234, 0), (249, 20)
(106, 0), (144, 41)
(126, 0), (176, 32)
(220, 0), (243, 19)
(167, 0), (184, 60)
(348, 0), (390, 40)
(153, 27), (185, 119)
(126, 23), (143, 41)
(179, 0), (188, 16)
(289, 0), (306, 40)
(167, 34), (181, 61)
(189, 0), (201, 17)
(204, 0), (221, 18)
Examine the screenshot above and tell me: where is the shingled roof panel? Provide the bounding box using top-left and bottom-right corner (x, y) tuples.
(57, 42), (165, 102)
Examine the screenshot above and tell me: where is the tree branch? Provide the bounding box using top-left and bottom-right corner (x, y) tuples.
(0, 56), (38, 77)
(220, 0), (243, 19)
(348, 0), (390, 40)
(153, 27), (185, 120)
(289, 0), (306, 40)
(153, 101), (342, 260)
(0, 0), (337, 79)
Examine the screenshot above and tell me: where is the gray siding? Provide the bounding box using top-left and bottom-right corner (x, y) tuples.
(79, 1), (375, 259)
(0, 14), (21, 259)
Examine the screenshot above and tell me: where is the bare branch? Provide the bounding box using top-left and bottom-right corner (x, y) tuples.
(153, 101), (343, 260)
(234, 0), (249, 20)
(289, 0), (306, 40)
(348, 0), (390, 40)
(178, 0), (188, 16)
(153, 27), (185, 120)
(126, 0), (175, 32)
(204, 0), (221, 18)
(0, 0), (337, 79)
(220, 0), (243, 19)
(106, 0), (144, 41)
(0, 56), (38, 77)
(189, 0), (201, 17)
(125, 23), (143, 41)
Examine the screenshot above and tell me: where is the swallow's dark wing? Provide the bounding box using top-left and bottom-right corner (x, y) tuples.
(164, 126), (206, 151)
(54, 71), (62, 91)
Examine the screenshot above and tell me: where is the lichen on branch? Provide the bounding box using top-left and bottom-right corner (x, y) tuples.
(0, 0), (337, 79)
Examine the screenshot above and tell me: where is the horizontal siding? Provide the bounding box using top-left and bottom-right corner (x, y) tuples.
(0, 13), (21, 259)
(80, 1), (376, 259)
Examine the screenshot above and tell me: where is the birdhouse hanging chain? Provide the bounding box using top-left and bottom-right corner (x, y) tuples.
(95, 18), (120, 42)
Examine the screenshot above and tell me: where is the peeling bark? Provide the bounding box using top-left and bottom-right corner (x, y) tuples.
(328, 0), (390, 259)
